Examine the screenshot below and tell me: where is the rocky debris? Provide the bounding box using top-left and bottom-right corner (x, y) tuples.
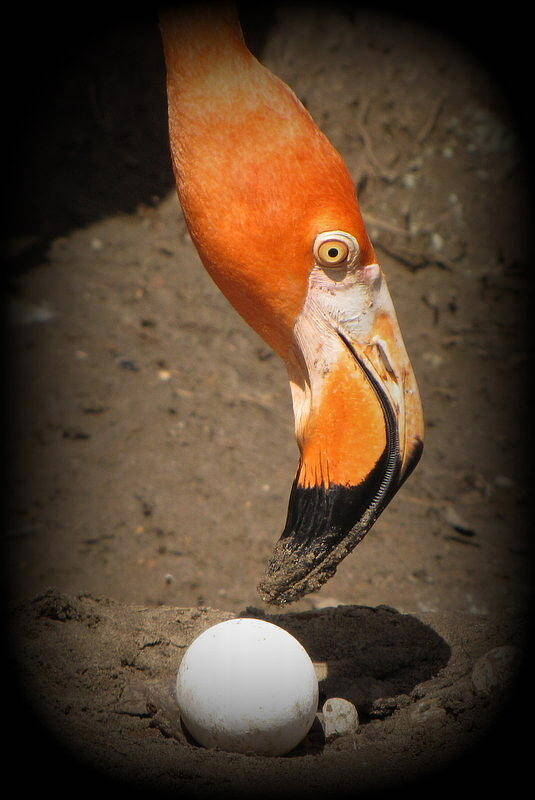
(471, 646), (521, 696)
(494, 475), (515, 489)
(322, 698), (359, 740)
(441, 505), (476, 536)
(7, 299), (56, 325)
(410, 698), (447, 723)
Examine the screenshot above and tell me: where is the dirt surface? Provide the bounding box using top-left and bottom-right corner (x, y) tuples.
(10, 590), (524, 797)
(4, 5), (532, 796)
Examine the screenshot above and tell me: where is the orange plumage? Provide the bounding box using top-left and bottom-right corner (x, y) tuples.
(160, 3), (423, 603)
(161, 4), (373, 357)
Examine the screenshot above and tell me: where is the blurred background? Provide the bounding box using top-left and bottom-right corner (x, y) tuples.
(3, 2), (531, 621)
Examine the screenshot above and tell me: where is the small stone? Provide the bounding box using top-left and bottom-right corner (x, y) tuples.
(410, 698), (447, 723)
(431, 232), (444, 252)
(494, 475), (515, 489)
(402, 173), (417, 189)
(322, 698), (359, 740)
(441, 505), (475, 536)
(62, 428), (90, 440)
(119, 359), (140, 372)
(471, 646), (520, 695)
(8, 300), (56, 325)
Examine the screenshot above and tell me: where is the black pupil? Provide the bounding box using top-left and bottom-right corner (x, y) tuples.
(328, 248), (339, 258)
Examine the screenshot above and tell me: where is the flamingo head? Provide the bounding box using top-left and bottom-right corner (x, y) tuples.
(161, 5), (424, 603)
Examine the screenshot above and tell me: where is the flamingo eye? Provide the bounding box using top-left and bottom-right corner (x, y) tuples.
(317, 240), (349, 265)
(314, 231), (359, 268)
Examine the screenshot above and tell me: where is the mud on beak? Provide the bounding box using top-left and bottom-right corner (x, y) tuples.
(258, 257), (424, 605)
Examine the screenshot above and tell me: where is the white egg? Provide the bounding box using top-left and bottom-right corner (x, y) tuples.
(176, 617), (319, 756)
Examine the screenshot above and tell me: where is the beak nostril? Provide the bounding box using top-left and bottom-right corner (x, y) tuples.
(374, 340), (397, 381)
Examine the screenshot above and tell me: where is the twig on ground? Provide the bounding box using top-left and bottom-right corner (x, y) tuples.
(363, 212), (412, 236)
(356, 92), (448, 184)
(356, 98), (400, 183)
(416, 93), (448, 146)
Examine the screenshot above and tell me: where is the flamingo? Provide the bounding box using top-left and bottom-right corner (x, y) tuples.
(160, 2), (424, 605)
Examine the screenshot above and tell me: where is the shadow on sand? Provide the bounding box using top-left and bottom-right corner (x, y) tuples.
(223, 603), (453, 755)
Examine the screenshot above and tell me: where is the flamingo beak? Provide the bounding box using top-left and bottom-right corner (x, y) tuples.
(258, 261), (424, 604)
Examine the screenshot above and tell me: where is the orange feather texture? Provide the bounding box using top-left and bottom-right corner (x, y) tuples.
(161, 3), (424, 603)
(160, 3), (374, 358)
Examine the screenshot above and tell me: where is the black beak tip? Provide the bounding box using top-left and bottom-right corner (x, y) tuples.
(257, 544), (340, 605)
(257, 521), (368, 605)
(257, 450), (403, 604)
(257, 496), (376, 605)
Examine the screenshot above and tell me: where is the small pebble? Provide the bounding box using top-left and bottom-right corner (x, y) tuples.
(322, 698), (359, 740)
(62, 429), (90, 440)
(441, 505), (475, 536)
(411, 698), (447, 723)
(8, 300), (55, 325)
(402, 173), (417, 189)
(431, 232), (444, 252)
(494, 475), (515, 489)
(471, 646), (519, 695)
(119, 359), (140, 372)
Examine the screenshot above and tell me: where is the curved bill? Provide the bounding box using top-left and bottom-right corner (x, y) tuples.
(258, 261), (424, 604)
